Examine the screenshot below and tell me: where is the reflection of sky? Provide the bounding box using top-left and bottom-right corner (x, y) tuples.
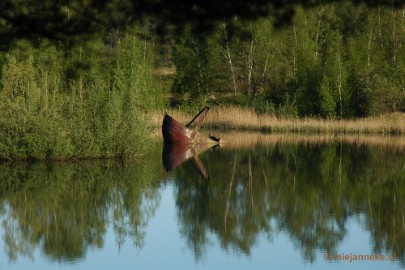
(0, 183), (401, 270)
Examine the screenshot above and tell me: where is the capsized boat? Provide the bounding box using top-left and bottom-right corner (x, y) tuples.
(161, 106), (220, 179)
(162, 106), (219, 146)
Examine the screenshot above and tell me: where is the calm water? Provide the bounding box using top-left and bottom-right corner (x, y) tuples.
(0, 133), (404, 269)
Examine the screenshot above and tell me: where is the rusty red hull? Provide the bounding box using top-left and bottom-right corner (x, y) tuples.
(162, 113), (193, 145)
(161, 107), (218, 179)
(162, 143), (209, 179)
(162, 143), (192, 171)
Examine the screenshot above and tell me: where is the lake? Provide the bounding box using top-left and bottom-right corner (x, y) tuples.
(0, 132), (404, 269)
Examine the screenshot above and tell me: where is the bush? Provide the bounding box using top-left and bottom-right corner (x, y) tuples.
(0, 30), (162, 160)
(252, 96), (276, 115)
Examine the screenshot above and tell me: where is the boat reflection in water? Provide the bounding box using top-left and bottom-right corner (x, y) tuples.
(161, 107), (220, 179)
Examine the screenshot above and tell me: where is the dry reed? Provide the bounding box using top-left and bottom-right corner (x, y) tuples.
(215, 131), (405, 151)
(150, 106), (405, 134)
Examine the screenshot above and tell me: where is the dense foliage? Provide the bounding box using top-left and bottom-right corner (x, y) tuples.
(0, 28), (163, 160)
(171, 3), (405, 118)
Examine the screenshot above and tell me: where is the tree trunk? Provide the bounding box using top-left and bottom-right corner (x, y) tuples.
(315, 7), (325, 60)
(259, 42), (274, 94)
(79, 45), (83, 104)
(195, 46), (203, 94)
(292, 26), (297, 77)
(44, 70), (48, 111)
(222, 23), (237, 95)
(337, 43), (343, 119)
(367, 26), (373, 69)
(378, 6), (384, 50)
(392, 9), (397, 63)
(247, 34), (254, 94)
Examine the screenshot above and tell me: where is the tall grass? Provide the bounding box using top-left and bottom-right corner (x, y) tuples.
(151, 106), (405, 135)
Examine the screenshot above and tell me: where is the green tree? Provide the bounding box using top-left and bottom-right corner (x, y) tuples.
(0, 25), (163, 160)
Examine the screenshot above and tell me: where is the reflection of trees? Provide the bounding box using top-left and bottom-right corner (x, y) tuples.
(365, 182), (405, 263)
(1, 140), (404, 265)
(0, 147), (164, 263)
(174, 142), (405, 263)
(175, 149), (279, 261)
(356, 155), (405, 263)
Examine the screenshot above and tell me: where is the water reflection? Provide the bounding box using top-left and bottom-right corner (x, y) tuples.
(174, 136), (405, 264)
(0, 134), (404, 267)
(162, 142), (217, 179)
(0, 146), (164, 263)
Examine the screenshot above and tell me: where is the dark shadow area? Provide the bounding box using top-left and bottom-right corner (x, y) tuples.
(0, 0), (402, 41)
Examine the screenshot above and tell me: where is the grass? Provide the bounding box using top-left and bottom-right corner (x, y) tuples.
(213, 131), (405, 151)
(150, 106), (405, 135)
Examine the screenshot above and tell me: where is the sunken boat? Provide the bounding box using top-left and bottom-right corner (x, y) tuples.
(162, 106), (219, 146)
(161, 107), (220, 179)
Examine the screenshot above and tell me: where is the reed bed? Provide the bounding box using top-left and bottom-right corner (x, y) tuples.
(215, 131), (405, 151)
(150, 106), (405, 135)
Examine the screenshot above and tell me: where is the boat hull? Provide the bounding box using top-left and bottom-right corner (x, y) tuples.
(161, 107), (219, 179)
(162, 113), (193, 145)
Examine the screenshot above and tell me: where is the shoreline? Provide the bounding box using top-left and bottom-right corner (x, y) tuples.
(150, 107), (405, 135)
(205, 131), (405, 151)
(150, 129), (405, 151)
